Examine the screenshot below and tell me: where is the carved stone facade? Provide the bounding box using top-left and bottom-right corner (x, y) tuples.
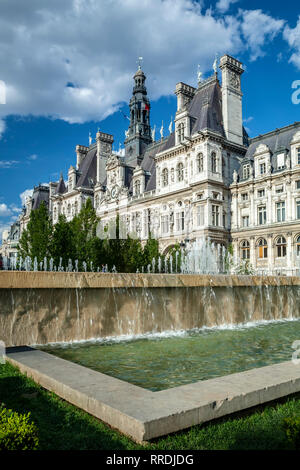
(16, 54), (300, 273)
(230, 124), (300, 274)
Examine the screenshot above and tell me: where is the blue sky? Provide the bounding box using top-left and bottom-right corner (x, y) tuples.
(0, 0), (300, 241)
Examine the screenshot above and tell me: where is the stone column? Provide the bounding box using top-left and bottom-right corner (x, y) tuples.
(287, 232), (293, 273)
(250, 236), (256, 269)
(250, 188), (255, 226)
(267, 233), (274, 273)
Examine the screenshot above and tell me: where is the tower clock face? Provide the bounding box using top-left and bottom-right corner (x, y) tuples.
(229, 72), (239, 89)
(111, 185), (119, 199)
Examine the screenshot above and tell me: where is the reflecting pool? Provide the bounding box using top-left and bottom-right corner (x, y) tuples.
(41, 318), (300, 391)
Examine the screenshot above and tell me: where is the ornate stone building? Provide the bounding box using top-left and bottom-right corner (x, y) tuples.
(230, 125), (300, 275)
(17, 54), (300, 273)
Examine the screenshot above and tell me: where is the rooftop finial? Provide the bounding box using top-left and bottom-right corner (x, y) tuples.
(151, 124), (156, 141)
(137, 56), (143, 71)
(213, 53), (219, 74)
(160, 121), (164, 140)
(197, 64), (202, 86)
(168, 116), (173, 134)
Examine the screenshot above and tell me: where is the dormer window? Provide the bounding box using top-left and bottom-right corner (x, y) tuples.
(260, 162), (266, 175)
(277, 153), (285, 170)
(177, 123), (184, 143)
(243, 164), (250, 179)
(134, 179), (141, 195)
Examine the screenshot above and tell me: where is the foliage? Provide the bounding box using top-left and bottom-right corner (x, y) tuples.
(17, 199), (166, 272)
(142, 234), (160, 269)
(283, 416), (300, 448)
(236, 259), (255, 275)
(18, 201), (52, 263)
(0, 405), (39, 450)
(69, 198), (100, 268)
(50, 214), (75, 268)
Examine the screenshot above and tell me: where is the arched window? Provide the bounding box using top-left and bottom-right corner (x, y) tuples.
(53, 206), (57, 221)
(162, 169), (168, 187)
(74, 200), (78, 214)
(257, 238), (268, 258)
(177, 162), (184, 182)
(296, 236), (300, 257)
(177, 123), (184, 142)
(276, 236), (286, 257)
(67, 204), (71, 216)
(170, 168), (175, 182)
(197, 153), (204, 173)
(241, 240), (250, 259)
(211, 152), (217, 173)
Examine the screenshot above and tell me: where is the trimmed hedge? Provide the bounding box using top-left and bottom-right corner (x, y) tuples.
(0, 405), (39, 450)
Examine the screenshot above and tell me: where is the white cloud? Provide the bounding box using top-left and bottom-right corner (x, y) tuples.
(27, 154), (38, 161)
(0, 1), (290, 127)
(0, 0), (244, 125)
(0, 119), (5, 138)
(239, 9), (285, 61)
(243, 116), (254, 123)
(0, 203), (12, 217)
(283, 17), (300, 69)
(20, 188), (33, 206)
(0, 160), (19, 168)
(216, 0), (238, 14)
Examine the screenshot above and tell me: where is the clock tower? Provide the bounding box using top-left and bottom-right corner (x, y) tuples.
(124, 63), (152, 166)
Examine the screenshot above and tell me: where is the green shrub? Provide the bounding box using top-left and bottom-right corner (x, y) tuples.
(283, 416), (300, 448)
(0, 405), (39, 450)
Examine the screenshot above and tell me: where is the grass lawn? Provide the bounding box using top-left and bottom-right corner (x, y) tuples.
(0, 361), (298, 450)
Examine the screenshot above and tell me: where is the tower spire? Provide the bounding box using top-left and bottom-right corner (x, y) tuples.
(124, 62), (152, 164)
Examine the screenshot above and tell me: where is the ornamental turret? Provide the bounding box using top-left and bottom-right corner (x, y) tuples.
(125, 62), (152, 165)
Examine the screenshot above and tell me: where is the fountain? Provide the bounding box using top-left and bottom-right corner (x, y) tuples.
(0, 237), (300, 347)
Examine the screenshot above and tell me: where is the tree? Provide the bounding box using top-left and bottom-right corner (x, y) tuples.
(50, 214), (75, 267)
(142, 234), (160, 269)
(69, 198), (99, 268)
(18, 201), (52, 263)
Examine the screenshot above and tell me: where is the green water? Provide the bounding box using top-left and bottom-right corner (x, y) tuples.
(41, 319), (300, 391)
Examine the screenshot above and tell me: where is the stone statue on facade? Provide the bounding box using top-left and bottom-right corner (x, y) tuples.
(160, 121), (164, 139)
(151, 125), (156, 141)
(197, 65), (202, 85)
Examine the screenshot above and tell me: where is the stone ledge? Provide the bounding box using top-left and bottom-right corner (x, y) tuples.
(5, 347), (300, 442)
(1, 271), (300, 289)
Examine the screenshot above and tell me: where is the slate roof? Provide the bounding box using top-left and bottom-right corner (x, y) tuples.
(188, 75), (225, 137)
(238, 121), (300, 180)
(32, 185), (49, 210)
(139, 133), (175, 192)
(76, 146), (97, 189)
(56, 174), (66, 194)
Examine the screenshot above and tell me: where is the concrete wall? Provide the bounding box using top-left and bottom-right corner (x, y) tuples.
(1, 272), (300, 346)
